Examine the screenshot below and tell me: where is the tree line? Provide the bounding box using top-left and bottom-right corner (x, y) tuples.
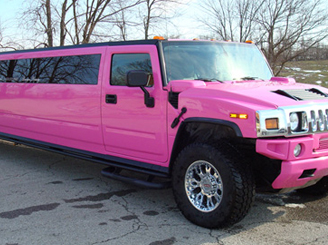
(1, 0), (327, 75)
(0, 0), (180, 48)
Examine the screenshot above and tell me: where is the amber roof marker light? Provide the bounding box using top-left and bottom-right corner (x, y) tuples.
(153, 36), (165, 40)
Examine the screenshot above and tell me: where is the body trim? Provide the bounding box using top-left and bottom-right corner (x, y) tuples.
(183, 117), (243, 137)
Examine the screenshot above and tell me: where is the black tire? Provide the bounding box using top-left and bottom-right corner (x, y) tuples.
(297, 176), (328, 196)
(172, 143), (255, 228)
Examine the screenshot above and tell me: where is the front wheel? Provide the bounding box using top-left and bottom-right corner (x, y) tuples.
(172, 143), (255, 228)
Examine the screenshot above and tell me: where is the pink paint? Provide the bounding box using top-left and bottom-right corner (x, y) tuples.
(0, 47), (106, 154)
(272, 157), (328, 189)
(257, 133), (328, 188)
(1, 40), (328, 192)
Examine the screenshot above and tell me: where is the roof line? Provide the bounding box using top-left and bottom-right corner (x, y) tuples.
(0, 39), (161, 55)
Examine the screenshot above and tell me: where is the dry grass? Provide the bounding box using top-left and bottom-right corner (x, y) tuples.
(279, 60), (328, 87)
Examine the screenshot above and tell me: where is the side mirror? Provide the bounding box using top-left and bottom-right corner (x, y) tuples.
(127, 70), (148, 87)
(126, 70), (154, 108)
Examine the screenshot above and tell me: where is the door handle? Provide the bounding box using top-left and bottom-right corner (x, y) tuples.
(106, 94), (117, 104)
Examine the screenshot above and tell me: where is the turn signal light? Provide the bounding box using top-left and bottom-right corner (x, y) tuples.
(265, 118), (279, 129)
(230, 113), (248, 119)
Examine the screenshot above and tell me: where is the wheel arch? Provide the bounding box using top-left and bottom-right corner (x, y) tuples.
(169, 117), (243, 173)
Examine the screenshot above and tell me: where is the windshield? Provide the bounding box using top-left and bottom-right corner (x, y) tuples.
(162, 41), (273, 83)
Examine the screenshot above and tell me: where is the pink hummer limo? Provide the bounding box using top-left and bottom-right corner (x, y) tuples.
(0, 38), (327, 228)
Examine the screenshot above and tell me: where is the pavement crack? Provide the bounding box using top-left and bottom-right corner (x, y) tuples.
(48, 158), (66, 170)
(90, 196), (148, 244)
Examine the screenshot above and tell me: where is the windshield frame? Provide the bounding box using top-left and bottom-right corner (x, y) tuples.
(160, 40), (273, 86)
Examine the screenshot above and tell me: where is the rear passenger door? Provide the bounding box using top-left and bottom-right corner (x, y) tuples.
(101, 45), (168, 164)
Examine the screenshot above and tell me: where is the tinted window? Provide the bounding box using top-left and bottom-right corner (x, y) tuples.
(111, 53), (152, 86)
(0, 54), (101, 84)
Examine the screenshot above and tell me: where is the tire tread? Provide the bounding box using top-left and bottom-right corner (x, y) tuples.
(172, 142), (255, 228)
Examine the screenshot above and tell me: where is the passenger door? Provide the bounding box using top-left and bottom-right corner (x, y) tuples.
(101, 45), (168, 164)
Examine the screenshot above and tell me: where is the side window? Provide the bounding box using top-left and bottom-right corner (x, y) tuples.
(110, 53), (153, 86)
(0, 54), (101, 84)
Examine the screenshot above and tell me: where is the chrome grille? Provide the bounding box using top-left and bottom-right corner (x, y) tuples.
(257, 103), (328, 137)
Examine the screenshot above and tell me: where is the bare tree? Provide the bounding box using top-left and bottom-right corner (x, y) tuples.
(113, 1), (129, 41)
(0, 23), (22, 51)
(256, 0), (328, 75)
(140, 0), (182, 39)
(198, 0), (328, 75)
(45, 0), (54, 47)
(21, 1), (50, 47)
(111, 0), (183, 41)
(21, 0), (143, 47)
(21, 0), (73, 47)
(199, 0), (264, 42)
(58, 0), (73, 46)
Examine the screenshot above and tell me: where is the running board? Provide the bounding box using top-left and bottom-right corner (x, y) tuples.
(0, 132), (169, 178)
(101, 167), (171, 189)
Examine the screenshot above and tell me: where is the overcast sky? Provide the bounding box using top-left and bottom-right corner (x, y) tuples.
(0, 0), (203, 40)
(0, 0), (19, 22)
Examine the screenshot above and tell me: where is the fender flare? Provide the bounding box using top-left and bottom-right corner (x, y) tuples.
(182, 117), (243, 137)
(169, 117), (243, 171)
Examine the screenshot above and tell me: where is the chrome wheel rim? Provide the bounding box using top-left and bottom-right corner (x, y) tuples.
(185, 160), (223, 212)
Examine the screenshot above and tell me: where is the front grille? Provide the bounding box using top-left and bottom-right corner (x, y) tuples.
(284, 105), (328, 135)
(257, 103), (328, 137)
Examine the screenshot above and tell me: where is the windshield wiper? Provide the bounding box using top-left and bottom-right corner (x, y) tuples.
(240, 76), (262, 80)
(196, 78), (223, 83)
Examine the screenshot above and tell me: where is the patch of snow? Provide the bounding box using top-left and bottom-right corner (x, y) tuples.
(316, 81), (323, 84)
(290, 67), (301, 71)
(303, 70), (322, 73)
(285, 203), (306, 209)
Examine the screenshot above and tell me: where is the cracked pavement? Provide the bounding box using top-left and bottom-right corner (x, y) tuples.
(0, 139), (328, 245)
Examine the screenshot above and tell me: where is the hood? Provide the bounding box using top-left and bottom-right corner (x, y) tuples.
(167, 77), (328, 110)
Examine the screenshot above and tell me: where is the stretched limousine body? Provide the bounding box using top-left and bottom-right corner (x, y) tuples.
(1, 39), (327, 228)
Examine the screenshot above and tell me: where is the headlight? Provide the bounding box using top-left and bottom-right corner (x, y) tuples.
(289, 111), (308, 133)
(289, 112), (299, 131)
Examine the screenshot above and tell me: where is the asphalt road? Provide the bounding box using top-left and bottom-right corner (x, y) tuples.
(0, 139), (328, 245)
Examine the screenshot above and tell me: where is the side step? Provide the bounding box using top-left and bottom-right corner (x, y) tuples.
(101, 167), (171, 189)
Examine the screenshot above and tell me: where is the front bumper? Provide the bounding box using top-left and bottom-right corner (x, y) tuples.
(256, 133), (328, 189)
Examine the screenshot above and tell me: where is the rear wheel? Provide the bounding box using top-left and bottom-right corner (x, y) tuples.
(172, 143), (255, 228)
